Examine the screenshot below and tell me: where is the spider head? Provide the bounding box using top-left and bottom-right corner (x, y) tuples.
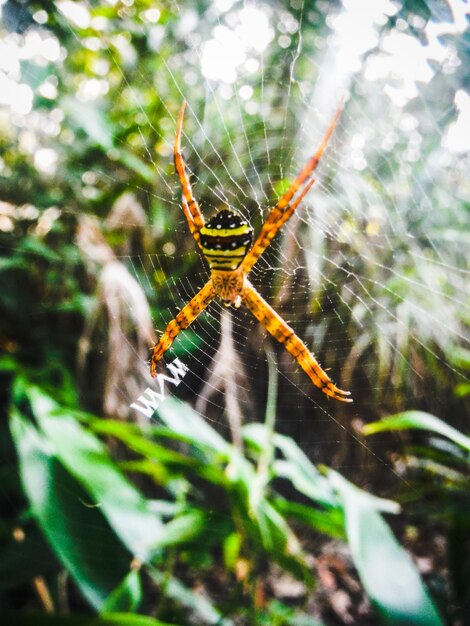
(199, 209), (253, 271)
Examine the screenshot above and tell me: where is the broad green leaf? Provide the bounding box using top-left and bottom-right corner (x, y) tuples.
(10, 409), (130, 610)
(147, 510), (206, 550)
(101, 570), (142, 613)
(0, 612), (176, 625)
(156, 397), (229, 453)
(154, 405), (311, 576)
(245, 423), (398, 513)
(363, 411), (470, 453)
(272, 456), (337, 510)
(244, 423), (336, 507)
(90, 419), (194, 467)
(25, 386), (164, 561)
(274, 498), (345, 539)
(90, 417), (233, 487)
(329, 470), (443, 626)
(249, 488), (290, 553)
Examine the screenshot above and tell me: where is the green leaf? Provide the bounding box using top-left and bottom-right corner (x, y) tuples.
(0, 256), (30, 272)
(274, 498), (345, 539)
(363, 411), (470, 453)
(24, 386), (165, 561)
(250, 496), (313, 584)
(9, 409), (130, 610)
(329, 470), (443, 626)
(446, 345), (470, 370)
(18, 236), (62, 261)
(223, 532), (242, 569)
(244, 423), (337, 508)
(148, 510), (207, 549)
(149, 568), (234, 626)
(90, 419), (194, 467)
(156, 397), (229, 453)
(101, 570), (142, 613)
(0, 613), (176, 625)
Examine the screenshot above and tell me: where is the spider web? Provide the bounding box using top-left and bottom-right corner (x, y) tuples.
(2, 1), (470, 623)
(114, 0), (469, 480)
(3, 0), (470, 508)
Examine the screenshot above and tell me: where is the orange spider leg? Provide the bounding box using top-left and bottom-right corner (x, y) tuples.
(241, 178), (315, 274)
(150, 280), (215, 377)
(242, 280), (352, 402)
(182, 196), (201, 245)
(174, 101), (205, 243)
(242, 105), (342, 273)
(275, 104), (342, 212)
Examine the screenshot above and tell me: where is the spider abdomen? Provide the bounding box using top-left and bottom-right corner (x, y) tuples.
(200, 209), (253, 270)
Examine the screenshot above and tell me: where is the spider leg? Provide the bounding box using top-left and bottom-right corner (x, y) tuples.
(242, 280), (352, 403)
(150, 280), (215, 377)
(182, 195), (201, 245)
(241, 105), (342, 274)
(174, 101), (205, 243)
(241, 179), (315, 274)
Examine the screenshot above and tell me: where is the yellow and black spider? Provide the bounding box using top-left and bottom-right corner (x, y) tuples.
(150, 102), (352, 403)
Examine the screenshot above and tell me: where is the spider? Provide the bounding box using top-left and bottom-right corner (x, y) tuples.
(150, 101), (352, 403)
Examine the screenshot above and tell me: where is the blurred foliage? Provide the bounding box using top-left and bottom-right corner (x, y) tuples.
(0, 0), (469, 624)
(364, 412), (470, 624)
(4, 379), (442, 624)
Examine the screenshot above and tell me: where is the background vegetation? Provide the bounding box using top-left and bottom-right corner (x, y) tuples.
(1, 0), (469, 624)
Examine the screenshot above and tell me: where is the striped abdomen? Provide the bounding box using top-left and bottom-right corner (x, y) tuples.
(200, 209), (253, 270)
